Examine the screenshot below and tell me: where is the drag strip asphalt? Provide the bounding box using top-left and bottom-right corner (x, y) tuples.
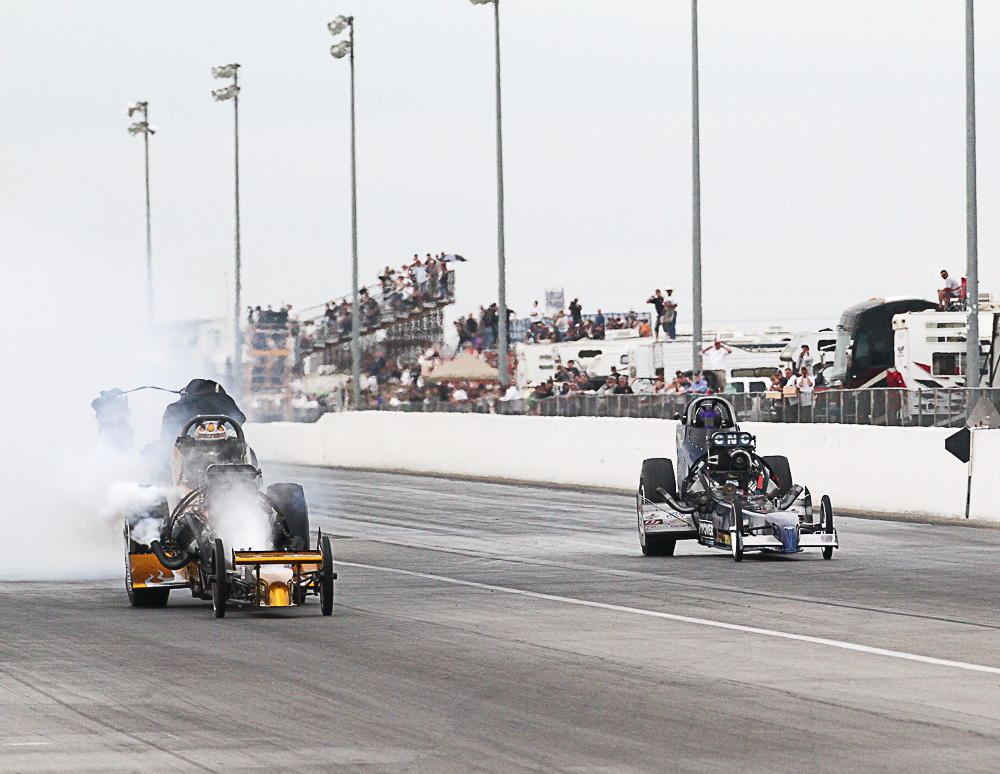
(3, 465), (1000, 773)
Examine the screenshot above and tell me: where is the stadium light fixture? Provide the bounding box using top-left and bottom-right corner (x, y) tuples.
(212, 63), (239, 79)
(328, 15), (350, 36)
(327, 15), (362, 409)
(125, 101), (155, 332)
(212, 62), (244, 395)
(469, 0), (510, 388)
(330, 41), (352, 59)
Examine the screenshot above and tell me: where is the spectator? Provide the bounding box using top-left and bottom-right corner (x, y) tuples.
(653, 378), (668, 394)
(702, 339), (733, 392)
(613, 375), (634, 395)
(647, 289), (667, 340)
(501, 383), (521, 401)
(565, 359), (581, 378)
(597, 376), (617, 396)
(533, 379), (554, 399)
(594, 308), (605, 328)
(569, 298), (583, 326)
(795, 344), (814, 374)
(783, 369), (800, 421)
(487, 303), (500, 346)
(451, 384), (469, 402)
(780, 367), (794, 387)
(938, 269), (961, 309)
(554, 311), (569, 341)
(886, 366), (905, 388)
(796, 365), (814, 421)
(663, 289), (677, 340)
(687, 371), (709, 394)
(529, 301), (542, 320)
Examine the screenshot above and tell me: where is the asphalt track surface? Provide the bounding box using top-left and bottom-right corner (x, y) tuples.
(4, 466), (1000, 773)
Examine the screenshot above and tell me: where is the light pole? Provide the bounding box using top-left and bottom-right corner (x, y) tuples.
(469, 0), (509, 389)
(127, 102), (155, 333)
(965, 0), (980, 397)
(212, 63), (243, 395)
(329, 15), (362, 409)
(691, 0), (703, 374)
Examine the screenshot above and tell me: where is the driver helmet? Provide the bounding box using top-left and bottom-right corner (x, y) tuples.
(697, 402), (722, 428)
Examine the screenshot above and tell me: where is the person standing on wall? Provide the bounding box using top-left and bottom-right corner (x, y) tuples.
(646, 289), (667, 340)
(663, 288), (677, 340)
(702, 339), (732, 392)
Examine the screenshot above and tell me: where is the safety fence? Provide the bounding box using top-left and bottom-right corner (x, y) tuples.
(364, 388), (1000, 427)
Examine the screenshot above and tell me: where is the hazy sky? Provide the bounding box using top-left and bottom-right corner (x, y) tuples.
(4, 1), (1000, 336)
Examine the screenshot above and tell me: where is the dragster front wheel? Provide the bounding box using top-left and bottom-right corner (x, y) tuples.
(731, 502), (744, 563)
(821, 495), (835, 560)
(212, 538), (228, 618)
(320, 535), (334, 616)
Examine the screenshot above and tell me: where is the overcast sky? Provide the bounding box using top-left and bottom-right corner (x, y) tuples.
(4, 1), (1000, 337)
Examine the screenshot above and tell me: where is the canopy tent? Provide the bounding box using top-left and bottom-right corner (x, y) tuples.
(425, 353), (499, 383)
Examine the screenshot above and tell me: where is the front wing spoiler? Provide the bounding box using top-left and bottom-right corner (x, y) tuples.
(742, 530), (839, 551)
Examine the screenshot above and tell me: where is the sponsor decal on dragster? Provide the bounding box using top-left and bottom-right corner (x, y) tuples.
(698, 519), (714, 544)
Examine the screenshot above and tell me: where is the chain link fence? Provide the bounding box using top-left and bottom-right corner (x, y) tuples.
(363, 388), (1000, 427)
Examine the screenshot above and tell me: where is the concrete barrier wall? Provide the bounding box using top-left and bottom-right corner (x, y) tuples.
(246, 414), (993, 520)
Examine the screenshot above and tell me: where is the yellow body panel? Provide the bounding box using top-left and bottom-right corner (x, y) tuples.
(128, 554), (190, 589)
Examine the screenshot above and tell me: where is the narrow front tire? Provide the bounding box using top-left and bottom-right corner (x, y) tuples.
(821, 495), (835, 560)
(212, 538), (228, 618)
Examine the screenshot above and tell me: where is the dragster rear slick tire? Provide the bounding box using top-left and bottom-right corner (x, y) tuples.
(637, 458), (678, 557)
(762, 455), (793, 497)
(320, 534), (335, 616)
(268, 483), (310, 550)
(212, 538), (228, 618)
(821, 495), (835, 560)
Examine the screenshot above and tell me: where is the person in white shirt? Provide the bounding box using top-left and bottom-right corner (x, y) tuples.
(794, 366), (814, 421)
(451, 387), (469, 402)
(938, 269), (961, 309)
(795, 345), (814, 374)
(701, 339), (732, 392)
(500, 384), (521, 401)
(529, 301), (542, 321)
(414, 262), (428, 290)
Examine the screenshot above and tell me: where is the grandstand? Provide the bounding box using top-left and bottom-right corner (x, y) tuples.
(301, 274), (455, 376)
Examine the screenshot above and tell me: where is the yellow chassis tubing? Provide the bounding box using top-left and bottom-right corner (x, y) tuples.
(233, 551), (322, 566)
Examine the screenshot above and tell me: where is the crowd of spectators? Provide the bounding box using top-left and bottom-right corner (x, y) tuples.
(454, 303), (515, 351)
(523, 300), (653, 343)
(248, 304), (295, 327)
(316, 253), (456, 341)
(354, 347), (506, 409)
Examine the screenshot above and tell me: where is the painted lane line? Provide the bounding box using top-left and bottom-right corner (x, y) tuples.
(339, 560), (1000, 676)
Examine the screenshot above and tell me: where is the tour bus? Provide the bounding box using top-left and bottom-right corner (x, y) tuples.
(830, 296), (997, 389)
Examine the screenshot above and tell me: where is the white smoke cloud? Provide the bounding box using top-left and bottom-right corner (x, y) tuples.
(209, 487), (274, 552)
